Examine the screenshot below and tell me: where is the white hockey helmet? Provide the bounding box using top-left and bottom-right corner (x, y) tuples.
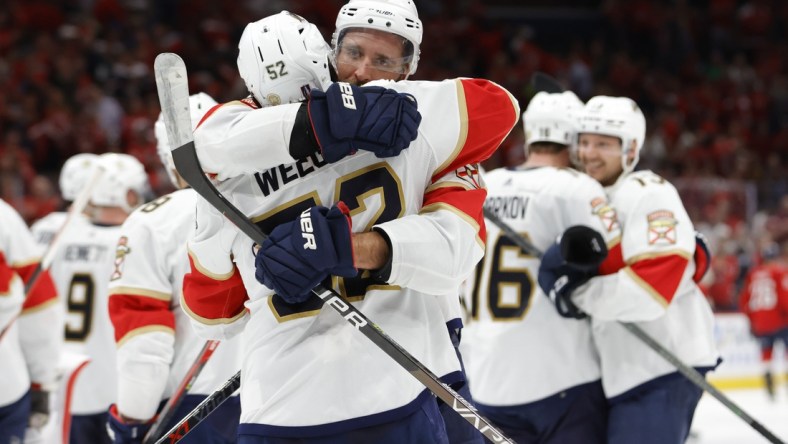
(237, 11), (332, 107)
(155, 92), (218, 188)
(522, 91), (584, 152)
(59, 153), (99, 202)
(90, 153), (150, 213)
(332, 0), (423, 76)
(577, 96), (646, 174)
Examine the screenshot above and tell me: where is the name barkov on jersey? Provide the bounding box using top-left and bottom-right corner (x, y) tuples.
(254, 152), (327, 197)
(484, 195), (529, 220)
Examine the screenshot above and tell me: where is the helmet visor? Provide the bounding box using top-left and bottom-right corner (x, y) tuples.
(332, 28), (413, 75)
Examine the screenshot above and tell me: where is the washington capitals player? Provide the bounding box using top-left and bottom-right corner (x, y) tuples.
(738, 234), (788, 399)
(181, 11), (518, 443)
(105, 93), (243, 444)
(46, 153), (150, 443)
(0, 199), (59, 442)
(461, 91), (619, 443)
(539, 96), (719, 444)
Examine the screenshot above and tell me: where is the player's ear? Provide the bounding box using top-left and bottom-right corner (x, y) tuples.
(625, 141), (637, 166)
(126, 190), (139, 211)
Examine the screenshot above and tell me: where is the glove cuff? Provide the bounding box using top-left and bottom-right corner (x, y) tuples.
(326, 202), (357, 277)
(307, 95), (343, 163)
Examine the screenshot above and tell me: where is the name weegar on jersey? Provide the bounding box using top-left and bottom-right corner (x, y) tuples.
(182, 78), (519, 436)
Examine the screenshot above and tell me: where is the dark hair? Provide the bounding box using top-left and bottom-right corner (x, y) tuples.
(528, 142), (567, 154)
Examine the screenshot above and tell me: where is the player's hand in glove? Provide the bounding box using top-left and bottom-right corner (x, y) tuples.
(538, 225), (608, 319)
(308, 82), (421, 163)
(28, 384), (49, 430)
(255, 202), (357, 303)
(106, 405), (153, 444)
(692, 231), (711, 283)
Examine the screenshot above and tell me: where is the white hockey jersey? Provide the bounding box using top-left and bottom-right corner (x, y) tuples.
(461, 166), (621, 406)
(183, 78), (519, 436)
(0, 199), (60, 408)
(573, 170), (719, 398)
(107, 188), (242, 420)
(48, 217), (120, 414)
(30, 211), (67, 249)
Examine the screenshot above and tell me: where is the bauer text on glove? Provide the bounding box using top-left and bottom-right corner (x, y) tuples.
(307, 82), (421, 163)
(255, 202), (357, 303)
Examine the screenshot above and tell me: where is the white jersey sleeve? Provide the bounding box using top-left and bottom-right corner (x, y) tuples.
(574, 171), (698, 322)
(371, 79), (519, 293)
(194, 100), (303, 180)
(108, 189), (242, 420)
(183, 195), (250, 341)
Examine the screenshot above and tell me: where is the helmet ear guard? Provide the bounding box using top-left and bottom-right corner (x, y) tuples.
(237, 11), (332, 107)
(331, 0), (422, 76)
(577, 96), (646, 174)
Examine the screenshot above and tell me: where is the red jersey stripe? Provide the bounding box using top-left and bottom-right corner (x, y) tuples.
(598, 241), (624, 276)
(15, 265), (57, 309)
(627, 254), (690, 305)
(433, 79), (518, 180)
(108, 293), (175, 343)
(422, 186), (488, 245)
(182, 254), (248, 324)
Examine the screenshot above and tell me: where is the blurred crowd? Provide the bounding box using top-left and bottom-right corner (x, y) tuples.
(0, 0), (785, 311)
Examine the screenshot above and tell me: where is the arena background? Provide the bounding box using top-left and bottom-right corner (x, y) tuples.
(1, 0), (786, 388)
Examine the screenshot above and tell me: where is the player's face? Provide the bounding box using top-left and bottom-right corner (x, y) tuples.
(577, 133), (624, 186)
(335, 29), (409, 85)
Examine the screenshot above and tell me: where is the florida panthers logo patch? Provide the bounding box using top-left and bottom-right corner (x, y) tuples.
(454, 164), (484, 190)
(647, 210), (678, 245)
(591, 197), (620, 233)
(111, 236), (131, 281)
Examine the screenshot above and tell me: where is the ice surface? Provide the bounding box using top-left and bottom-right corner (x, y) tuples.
(690, 387), (788, 444)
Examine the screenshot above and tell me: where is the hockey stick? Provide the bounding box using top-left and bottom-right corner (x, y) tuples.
(154, 370), (240, 444)
(154, 52), (514, 444)
(0, 166), (104, 342)
(483, 209), (785, 444)
(143, 340), (221, 444)
(531, 71), (565, 95)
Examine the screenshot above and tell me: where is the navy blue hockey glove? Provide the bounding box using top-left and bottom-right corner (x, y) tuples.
(307, 82), (421, 163)
(692, 231), (711, 283)
(106, 404), (152, 444)
(255, 202), (357, 303)
(538, 225), (608, 319)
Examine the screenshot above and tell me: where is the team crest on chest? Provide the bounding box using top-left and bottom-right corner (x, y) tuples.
(590, 197), (620, 233)
(111, 236), (131, 281)
(647, 210), (678, 245)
